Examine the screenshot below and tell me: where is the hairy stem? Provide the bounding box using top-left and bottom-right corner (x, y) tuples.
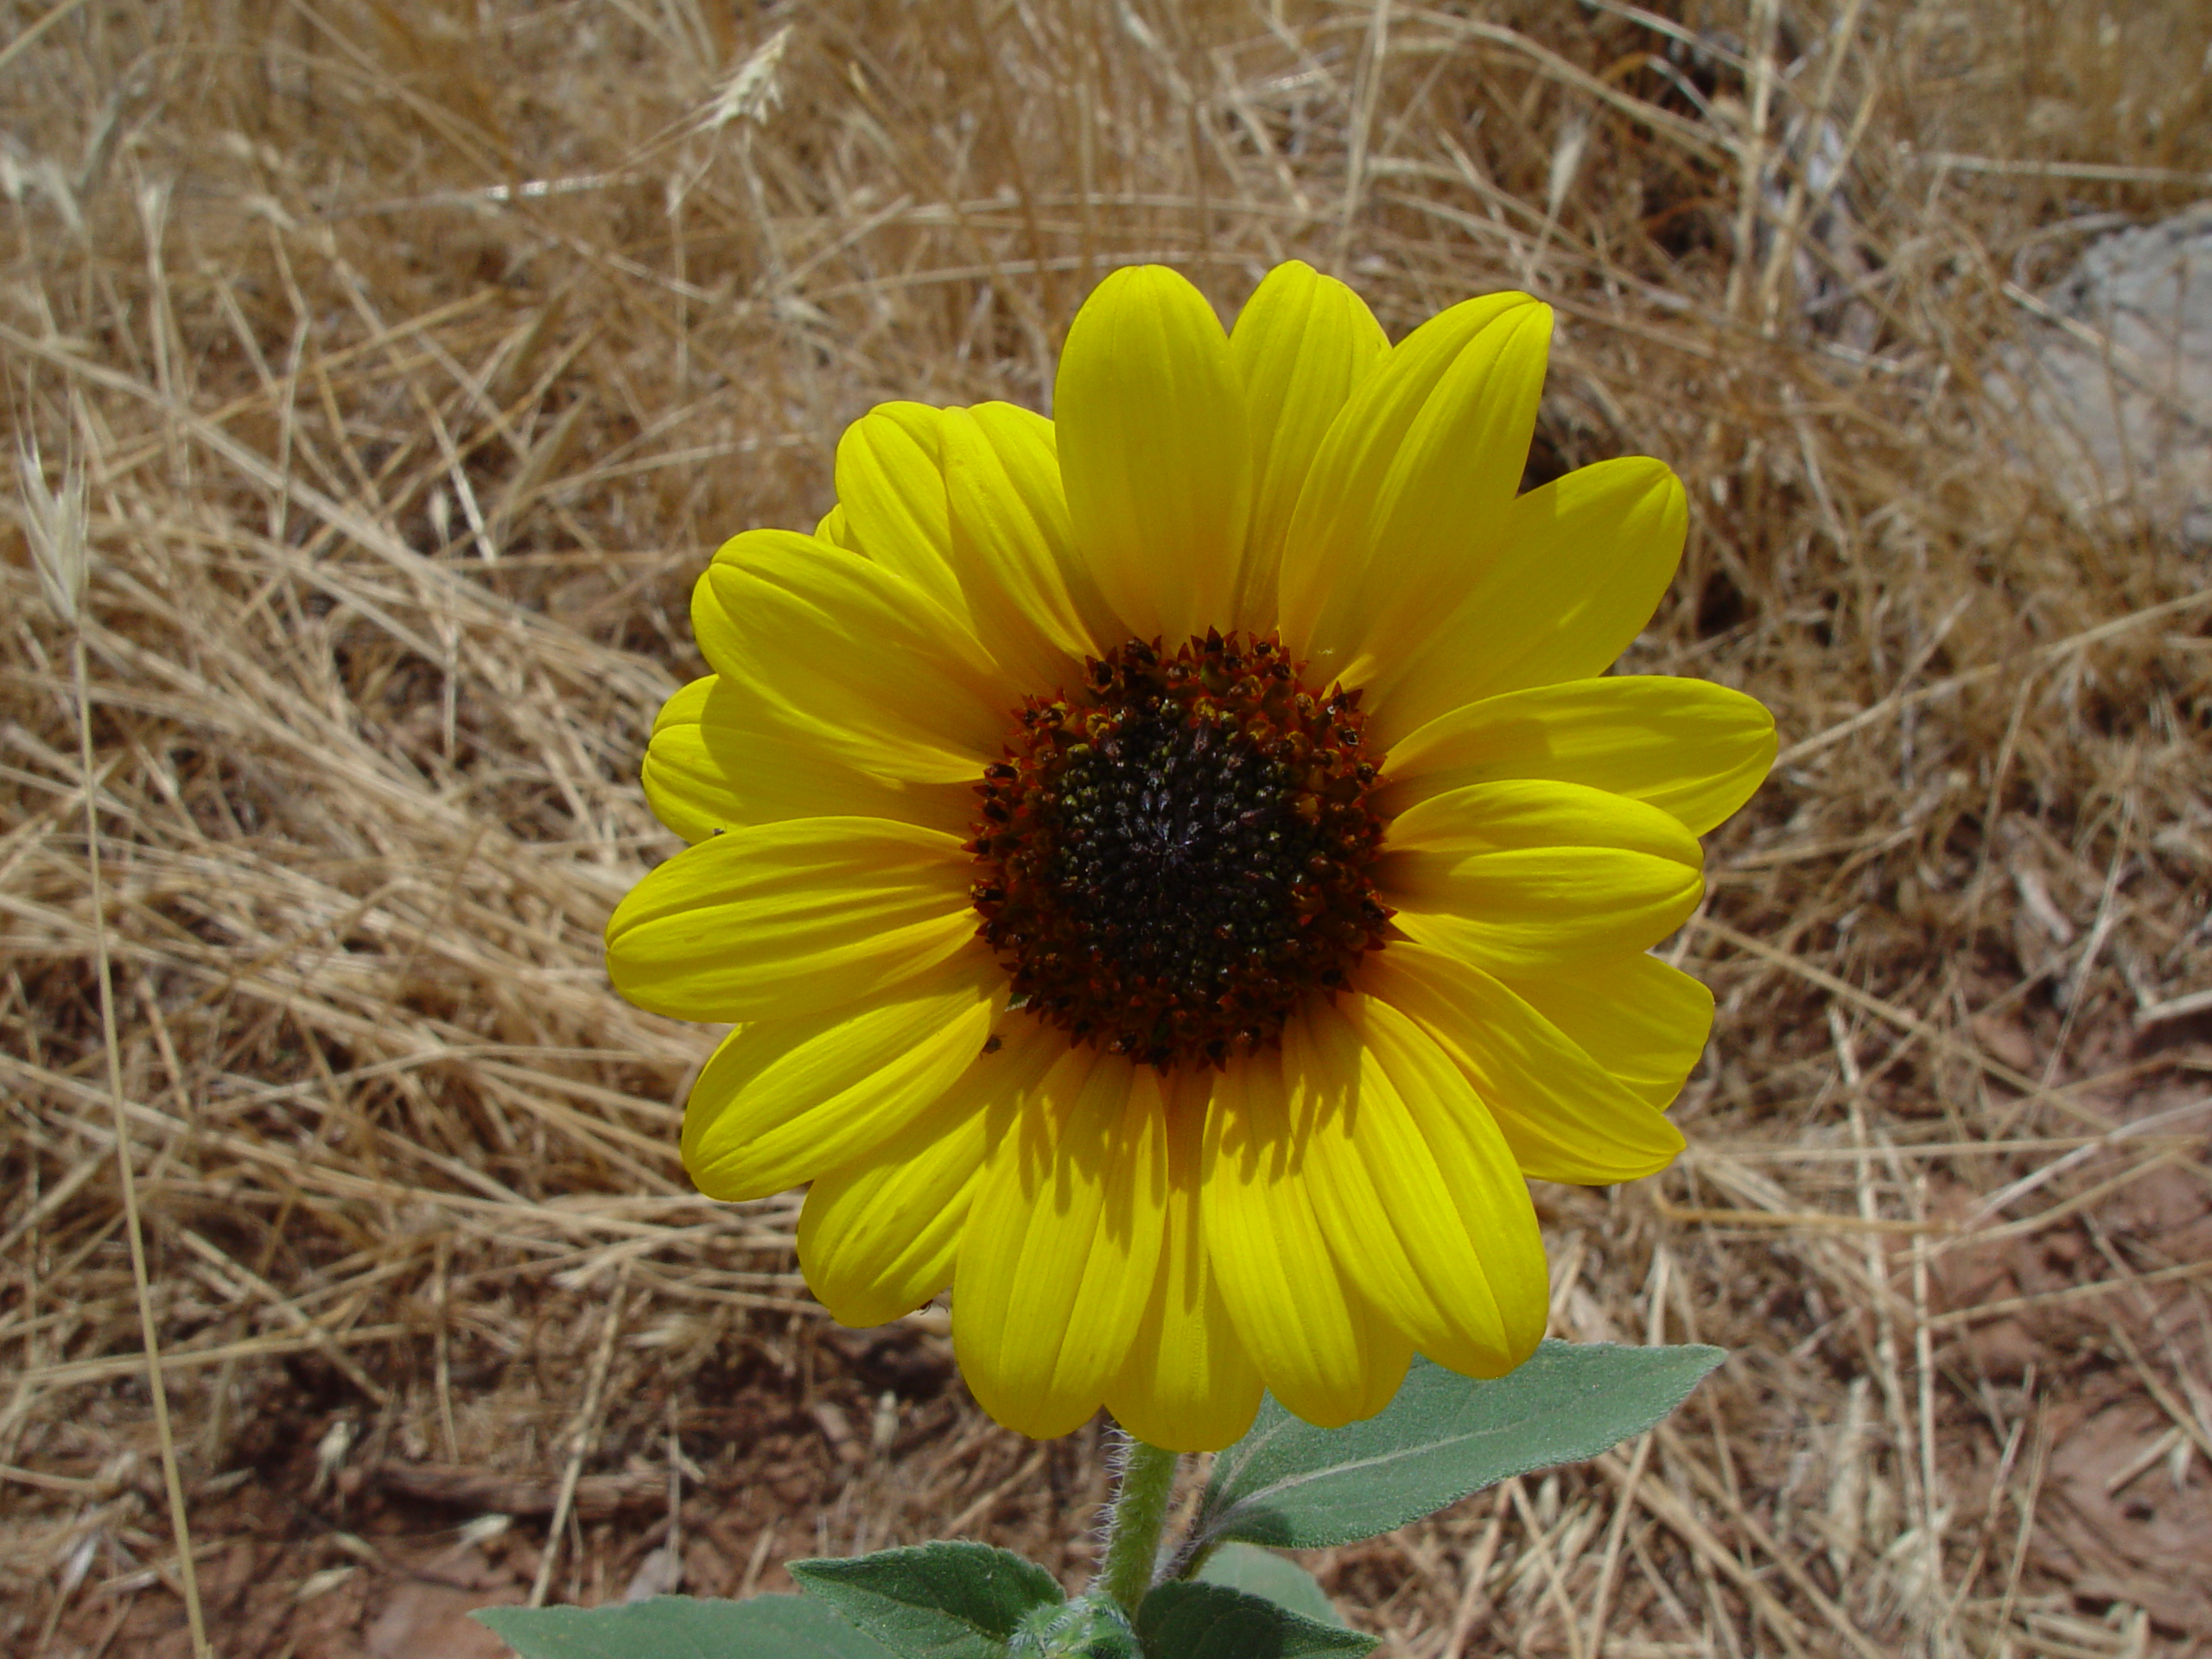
(1095, 1433), (1180, 1616)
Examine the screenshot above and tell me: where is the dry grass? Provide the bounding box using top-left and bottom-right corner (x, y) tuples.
(5, 0), (2212, 1654)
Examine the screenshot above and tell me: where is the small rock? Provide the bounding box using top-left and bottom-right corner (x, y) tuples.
(365, 1581), (520, 1659)
(1991, 201), (2212, 545)
(622, 1545), (683, 1603)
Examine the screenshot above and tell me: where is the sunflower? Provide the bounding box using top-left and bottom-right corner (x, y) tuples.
(607, 261), (1773, 1452)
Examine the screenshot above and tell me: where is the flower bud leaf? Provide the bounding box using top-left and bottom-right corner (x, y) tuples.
(1007, 1593), (1138, 1659)
(1195, 1340), (1726, 1550)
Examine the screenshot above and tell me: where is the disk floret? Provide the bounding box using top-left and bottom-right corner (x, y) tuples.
(968, 630), (1393, 1070)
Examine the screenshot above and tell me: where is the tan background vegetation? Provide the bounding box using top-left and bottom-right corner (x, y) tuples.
(4, 0), (2211, 1654)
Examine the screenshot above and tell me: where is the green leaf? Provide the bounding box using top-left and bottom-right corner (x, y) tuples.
(788, 1541), (1065, 1659)
(1197, 1341), (1725, 1549)
(1135, 1581), (1375, 1659)
(1194, 1543), (1343, 1628)
(474, 1593), (894, 1659)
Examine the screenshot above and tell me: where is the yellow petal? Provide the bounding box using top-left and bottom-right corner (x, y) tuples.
(954, 1050), (1170, 1440)
(1386, 843), (1703, 976)
(1202, 1044), (1412, 1427)
(694, 530), (1013, 786)
(640, 675), (735, 842)
(833, 403), (969, 620)
(1103, 1072), (1264, 1452)
(1278, 293), (1548, 687)
(798, 1016), (1064, 1327)
(1377, 777), (1705, 974)
(1385, 777), (1706, 867)
(814, 503), (856, 550)
(1228, 261), (1389, 626)
(681, 950), (1003, 1201)
(1503, 951), (1714, 1111)
(643, 674), (974, 842)
(1287, 1001), (1531, 1376)
(604, 817), (976, 1023)
(940, 402), (1110, 693)
(1348, 995), (1549, 1361)
(1368, 458), (1687, 741)
(1363, 942), (1687, 1183)
(1054, 265), (1251, 645)
(1380, 676), (1777, 836)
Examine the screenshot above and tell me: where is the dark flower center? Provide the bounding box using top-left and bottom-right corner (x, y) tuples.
(967, 630), (1393, 1071)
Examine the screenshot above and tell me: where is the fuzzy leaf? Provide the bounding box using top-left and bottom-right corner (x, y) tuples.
(1194, 1543), (1343, 1628)
(1135, 1581), (1374, 1659)
(788, 1541), (1066, 1659)
(475, 1593), (893, 1659)
(1198, 1341), (1725, 1549)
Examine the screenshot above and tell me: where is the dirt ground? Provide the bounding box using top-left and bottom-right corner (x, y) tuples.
(5, 1), (2212, 1656)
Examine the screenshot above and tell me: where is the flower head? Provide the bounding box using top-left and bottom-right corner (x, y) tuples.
(608, 262), (1774, 1451)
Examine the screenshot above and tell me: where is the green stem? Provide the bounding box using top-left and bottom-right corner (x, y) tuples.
(1096, 1433), (1180, 1616)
